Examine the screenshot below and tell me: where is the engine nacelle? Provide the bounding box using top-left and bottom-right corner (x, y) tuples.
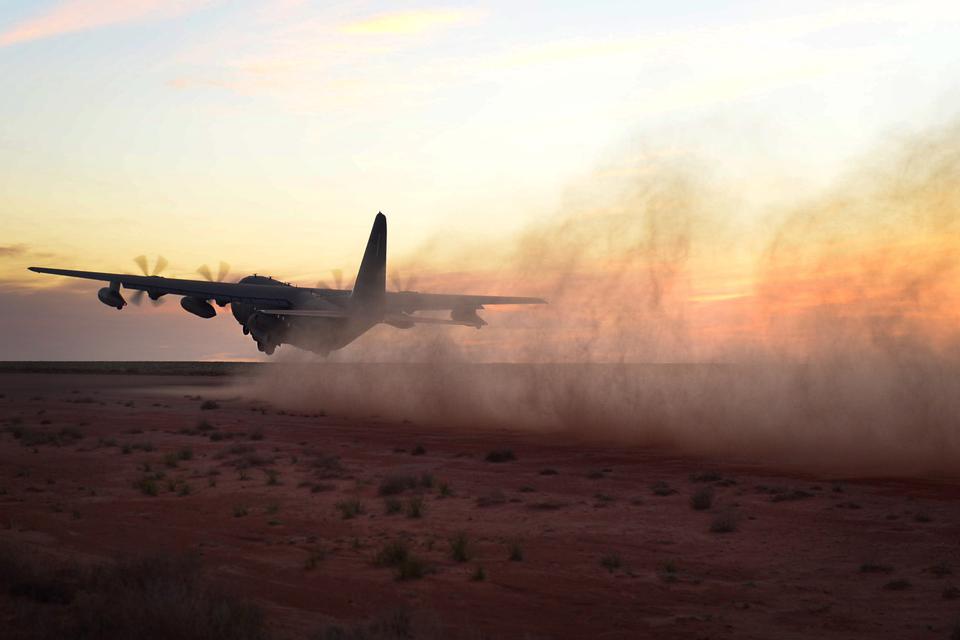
(451, 306), (486, 328)
(181, 296), (216, 319)
(97, 286), (125, 309)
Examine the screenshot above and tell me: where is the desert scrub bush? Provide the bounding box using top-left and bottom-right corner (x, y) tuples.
(883, 578), (911, 590)
(374, 539), (410, 567)
(438, 481), (452, 497)
(373, 540), (427, 581)
(264, 469), (280, 486)
(651, 481), (676, 496)
(471, 565), (486, 581)
(134, 475), (159, 497)
(476, 490), (507, 507)
(770, 488), (814, 502)
(378, 474), (417, 496)
(309, 453), (345, 478)
(1, 545), (267, 639)
(419, 473), (435, 488)
(659, 561), (678, 582)
(177, 482), (192, 497)
(200, 399), (220, 410)
(265, 502), (279, 515)
(249, 428), (264, 441)
(396, 555), (427, 581)
(335, 499), (364, 520)
(690, 487), (714, 511)
(450, 532), (471, 562)
(384, 497), (402, 515)
(304, 548), (326, 571)
(508, 541), (523, 562)
(233, 505), (249, 518)
(406, 496), (425, 519)
(539, 468), (558, 475)
(411, 444), (426, 456)
(710, 510), (738, 533)
(485, 448), (516, 463)
(600, 553), (622, 572)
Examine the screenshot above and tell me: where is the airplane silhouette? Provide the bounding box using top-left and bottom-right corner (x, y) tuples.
(29, 213), (546, 355)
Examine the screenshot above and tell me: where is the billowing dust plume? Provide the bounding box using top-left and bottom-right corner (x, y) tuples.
(239, 119), (960, 475)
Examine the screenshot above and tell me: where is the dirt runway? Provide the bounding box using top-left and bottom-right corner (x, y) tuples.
(1, 367), (959, 639)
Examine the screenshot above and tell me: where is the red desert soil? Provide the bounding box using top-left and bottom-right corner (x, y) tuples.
(1, 370), (959, 639)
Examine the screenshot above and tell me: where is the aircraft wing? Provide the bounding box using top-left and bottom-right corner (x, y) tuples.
(385, 291), (547, 311)
(28, 267), (298, 306)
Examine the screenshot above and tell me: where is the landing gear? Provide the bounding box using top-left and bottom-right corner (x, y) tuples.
(255, 340), (277, 355)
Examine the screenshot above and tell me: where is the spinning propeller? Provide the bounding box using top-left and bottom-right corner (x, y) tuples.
(316, 268), (347, 290)
(130, 255), (168, 306)
(390, 269), (418, 292)
(197, 261), (231, 283)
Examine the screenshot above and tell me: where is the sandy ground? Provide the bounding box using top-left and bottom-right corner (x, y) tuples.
(1, 369), (959, 639)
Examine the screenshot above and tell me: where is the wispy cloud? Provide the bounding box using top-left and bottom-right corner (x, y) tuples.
(341, 8), (483, 36)
(0, 0), (213, 47)
(0, 244), (28, 258)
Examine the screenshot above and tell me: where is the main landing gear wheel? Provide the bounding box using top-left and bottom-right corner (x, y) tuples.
(264, 344), (276, 355)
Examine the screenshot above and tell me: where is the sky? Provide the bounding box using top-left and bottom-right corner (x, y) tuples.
(1, 0), (959, 360)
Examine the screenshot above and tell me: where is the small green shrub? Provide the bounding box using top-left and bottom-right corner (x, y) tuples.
(883, 578), (911, 590)
(396, 556), (427, 581)
(375, 540), (409, 567)
(406, 496), (425, 519)
(485, 449), (516, 463)
(690, 487), (714, 511)
(471, 565), (486, 581)
(508, 542), (523, 562)
(710, 510), (738, 533)
(600, 553), (622, 572)
(134, 476), (158, 497)
(335, 499), (364, 520)
(450, 533), (471, 562)
(384, 497), (402, 515)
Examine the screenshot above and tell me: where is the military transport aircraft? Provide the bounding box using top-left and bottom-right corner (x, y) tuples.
(29, 213), (546, 356)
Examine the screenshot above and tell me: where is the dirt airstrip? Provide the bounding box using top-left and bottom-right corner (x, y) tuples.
(1, 366), (959, 639)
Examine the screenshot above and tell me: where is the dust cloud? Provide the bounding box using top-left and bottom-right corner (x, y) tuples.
(238, 119), (960, 475)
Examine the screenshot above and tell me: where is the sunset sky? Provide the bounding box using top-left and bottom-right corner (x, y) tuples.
(1, 1), (959, 360)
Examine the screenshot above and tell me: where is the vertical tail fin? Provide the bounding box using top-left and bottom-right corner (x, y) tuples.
(351, 212), (387, 305)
